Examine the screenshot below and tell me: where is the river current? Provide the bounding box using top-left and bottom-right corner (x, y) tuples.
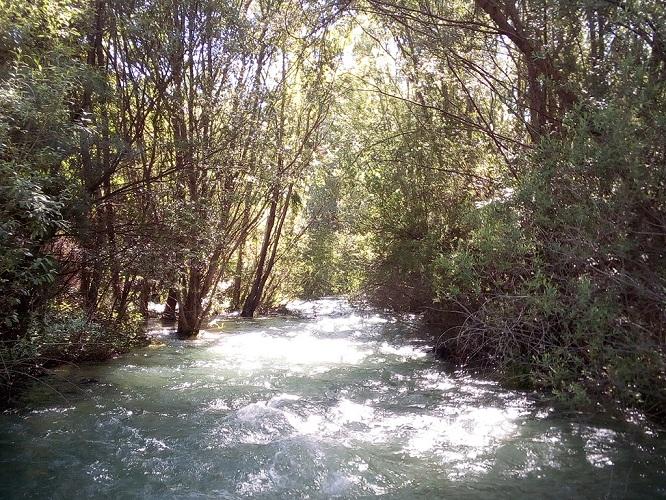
(0, 298), (664, 498)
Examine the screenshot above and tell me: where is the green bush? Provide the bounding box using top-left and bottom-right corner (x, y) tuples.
(0, 305), (148, 401)
(432, 71), (666, 420)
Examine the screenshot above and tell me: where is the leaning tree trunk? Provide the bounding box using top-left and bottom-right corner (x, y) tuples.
(474, 0), (574, 138)
(241, 183), (292, 318)
(240, 189), (279, 318)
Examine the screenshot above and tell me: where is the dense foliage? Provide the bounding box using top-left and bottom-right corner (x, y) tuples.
(0, 0), (664, 420)
(311, 0), (666, 419)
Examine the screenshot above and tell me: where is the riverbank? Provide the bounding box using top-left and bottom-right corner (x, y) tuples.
(4, 297), (663, 432)
(418, 302), (666, 429)
(1, 298), (664, 498)
(0, 310), (148, 406)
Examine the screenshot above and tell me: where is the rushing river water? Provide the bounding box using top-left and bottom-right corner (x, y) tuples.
(0, 299), (665, 499)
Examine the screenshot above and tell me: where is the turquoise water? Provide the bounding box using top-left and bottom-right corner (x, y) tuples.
(0, 299), (664, 498)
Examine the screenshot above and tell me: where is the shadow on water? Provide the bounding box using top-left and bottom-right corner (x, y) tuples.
(0, 298), (664, 499)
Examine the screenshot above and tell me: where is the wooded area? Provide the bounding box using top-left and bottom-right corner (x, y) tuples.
(1, 0), (664, 420)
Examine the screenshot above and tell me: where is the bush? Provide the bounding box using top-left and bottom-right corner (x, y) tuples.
(0, 305), (148, 402)
(434, 73), (666, 421)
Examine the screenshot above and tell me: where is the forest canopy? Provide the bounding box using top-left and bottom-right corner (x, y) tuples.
(0, 0), (664, 420)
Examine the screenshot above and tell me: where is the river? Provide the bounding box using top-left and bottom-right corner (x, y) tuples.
(0, 298), (664, 498)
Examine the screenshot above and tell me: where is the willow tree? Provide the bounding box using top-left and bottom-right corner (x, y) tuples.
(92, 0), (343, 332)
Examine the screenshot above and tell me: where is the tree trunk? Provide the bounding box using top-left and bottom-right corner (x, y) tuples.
(138, 279), (151, 317)
(475, 0), (573, 138)
(177, 268), (203, 337)
(162, 289), (178, 321)
(241, 184), (293, 317)
(241, 189), (279, 318)
(230, 197), (250, 311)
(78, 0), (106, 314)
(231, 246), (245, 311)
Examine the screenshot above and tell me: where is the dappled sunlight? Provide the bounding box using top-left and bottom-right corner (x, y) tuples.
(208, 330), (371, 369)
(5, 0), (665, 491)
(405, 406), (522, 457)
(2, 299), (664, 498)
(378, 342), (428, 360)
(286, 298), (358, 317)
(583, 428), (619, 468)
(309, 314), (365, 333)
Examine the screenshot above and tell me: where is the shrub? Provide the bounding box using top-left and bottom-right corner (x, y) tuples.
(435, 73), (666, 420)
